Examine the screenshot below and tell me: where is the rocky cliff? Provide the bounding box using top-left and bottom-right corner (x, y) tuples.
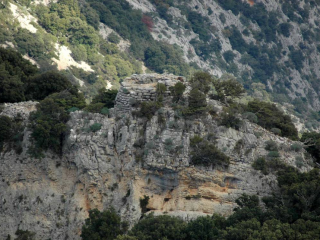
(0, 74), (312, 239)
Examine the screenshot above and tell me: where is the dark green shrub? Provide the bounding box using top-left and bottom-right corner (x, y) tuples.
(271, 127), (281, 135)
(139, 195), (150, 214)
(242, 112), (258, 123)
(268, 151), (280, 158)
(129, 214), (186, 240)
(265, 140), (278, 151)
(108, 32), (121, 44)
(164, 138), (174, 153)
(45, 88), (86, 110)
(81, 208), (125, 240)
(189, 71), (212, 94)
(252, 157), (267, 174)
(219, 112), (242, 130)
(90, 123), (102, 132)
(15, 229), (36, 240)
(139, 101), (162, 120)
(29, 98), (70, 156)
(101, 107), (109, 115)
(85, 103), (105, 113)
(0, 115), (12, 146)
(295, 156), (304, 168)
(290, 143), (303, 152)
(212, 76), (245, 103)
(188, 88), (207, 110)
(25, 71), (72, 101)
(91, 89), (118, 108)
(301, 131), (320, 162)
(184, 215), (225, 240)
(68, 107), (80, 112)
(278, 22), (292, 37)
(246, 101), (298, 140)
(169, 82), (186, 102)
(190, 135), (230, 167)
(156, 83), (167, 94)
(223, 50), (236, 63)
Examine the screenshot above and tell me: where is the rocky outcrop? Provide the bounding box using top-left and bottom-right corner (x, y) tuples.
(0, 74), (312, 239)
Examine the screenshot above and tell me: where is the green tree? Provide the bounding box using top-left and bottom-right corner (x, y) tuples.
(81, 208), (125, 240)
(212, 75), (245, 103)
(0, 115), (12, 149)
(190, 136), (230, 167)
(246, 100), (298, 140)
(0, 66), (25, 103)
(188, 88), (207, 110)
(25, 71), (72, 101)
(46, 87), (86, 110)
(92, 89), (118, 108)
(169, 82), (186, 102)
(301, 131), (320, 162)
(185, 215), (226, 240)
(129, 214), (186, 240)
(29, 98), (70, 156)
(189, 72), (212, 94)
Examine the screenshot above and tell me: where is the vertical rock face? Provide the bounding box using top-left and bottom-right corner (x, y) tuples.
(0, 74), (312, 239)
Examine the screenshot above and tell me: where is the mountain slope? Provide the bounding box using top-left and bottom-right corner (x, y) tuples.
(125, 0), (320, 129)
(0, 74), (312, 239)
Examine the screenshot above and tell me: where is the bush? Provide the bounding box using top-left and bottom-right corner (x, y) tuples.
(290, 143), (303, 152)
(271, 128), (281, 135)
(252, 157), (267, 174)
(0, 115), (12, 146)
(265, 140), (278, 151)
(190, 135), (230, 167)
(25, 71), (72, 101)
(169, 82), (186, 102)
(91, 89), (118, 108)
(219, 112), (242, 130)
(188, 88), (207, 110)
(85, 103), (105, 113)
(101, 107), (109, 115)
(242, 112), (258, 123)
(295, 156), (304, 168)
(212, 75), (245, 103)
(246, 100), (298, 140)
(129, 214), (186, 240)
(268, 151), (280, 158)
(189, 72), (212, 94)
(301, 131), (320, 162)
(81, 208), (125, 240)
(45, 88), (86, 110)
(29, 98), (70, 156)
(108, 32), (121, 44)
(90, 123), (102, 132)
(164, 138), (174, 153)
(68, 107), (80, 112)
(139, 195), (150, 214)
(223, 50), (236, 63)
(139, 101), (162, 120)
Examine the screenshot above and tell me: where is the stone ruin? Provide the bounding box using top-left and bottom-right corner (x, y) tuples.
(114, 73), (186, 114)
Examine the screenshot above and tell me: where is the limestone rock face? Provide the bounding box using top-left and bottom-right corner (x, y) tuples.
(0, 74), (312, 239)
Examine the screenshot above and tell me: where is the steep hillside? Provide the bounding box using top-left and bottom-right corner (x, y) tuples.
(0, 74), (313, 239)
(2, 0), (320, 129)
(125, 0), (320, 129)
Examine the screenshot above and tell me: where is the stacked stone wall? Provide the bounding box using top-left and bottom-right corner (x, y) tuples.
(115, 74), (185, 114)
